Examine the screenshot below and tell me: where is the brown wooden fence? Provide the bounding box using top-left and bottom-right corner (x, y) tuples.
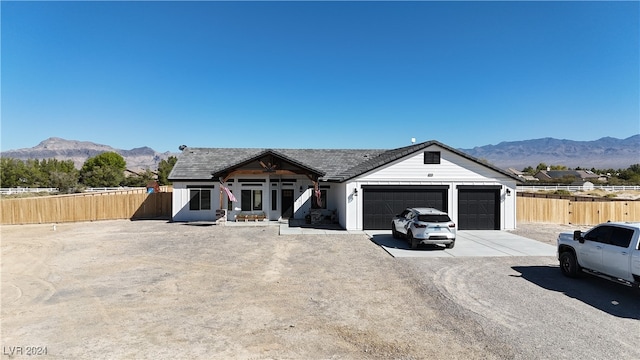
(517, 193), (640, 225)
(2, 190), (639, 226)
(1, 191), (172, 225)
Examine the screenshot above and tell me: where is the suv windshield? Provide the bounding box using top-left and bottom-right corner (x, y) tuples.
(417, 214), (451, 223)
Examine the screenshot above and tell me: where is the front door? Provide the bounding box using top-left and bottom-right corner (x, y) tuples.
(281, 189), (294, 219)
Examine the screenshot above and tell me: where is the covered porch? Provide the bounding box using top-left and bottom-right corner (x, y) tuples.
(211, 149), (340, 225)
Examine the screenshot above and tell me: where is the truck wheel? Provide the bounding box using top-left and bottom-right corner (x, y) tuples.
(409, 232), (418, 250)
(559, 251), (580, 278)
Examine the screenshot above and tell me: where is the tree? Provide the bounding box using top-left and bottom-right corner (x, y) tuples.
(157, 156), (177, 185)
(535, 163), (548, 172)
(522, 166), (534, 174)
(123, 169), (156, 187)
(80, 152), (126, 187)
(39, 159), (78, 189)
(617, 165), (640, 184)
(24, 159), (46, 186)
(0, 158), (28, 187)
(0, 157), (79, 190)
(50, 170), (80, 193)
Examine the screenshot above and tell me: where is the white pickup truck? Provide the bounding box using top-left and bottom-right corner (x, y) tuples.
(557, 222), (640, 288)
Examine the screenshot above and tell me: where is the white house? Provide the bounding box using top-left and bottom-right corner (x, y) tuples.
(168, 140), (521, 230)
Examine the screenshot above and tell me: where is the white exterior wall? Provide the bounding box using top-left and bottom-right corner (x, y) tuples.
(223, 175), (269, 221)
(172, 182), (219, 222)
(331, 182), (348, 229)
(344, 145), (517, 231)
(172, 176), (344, 222)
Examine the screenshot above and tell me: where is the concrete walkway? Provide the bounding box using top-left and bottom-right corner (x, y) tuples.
(223, 220), (555, 258)
(367, 230), (556, 258)
(222, 219), (366, 235)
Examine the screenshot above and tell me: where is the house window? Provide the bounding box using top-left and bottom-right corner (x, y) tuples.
(311, 189), (328, 209)
(227, 190), (234, 211)
(271, 189), (277, 211)
(424, 151), (441, 164)
(189, 188), (211, 211)
(241, 189), (263, 211)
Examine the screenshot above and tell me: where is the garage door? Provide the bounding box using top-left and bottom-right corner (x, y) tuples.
(362, 186), (448, 230)
(458, 187), (500, 230)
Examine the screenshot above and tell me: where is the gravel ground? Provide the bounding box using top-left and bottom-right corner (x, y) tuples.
(1, 220), (509, 359)
(1, 220), (634, 359)
(508, 222), (593, 246)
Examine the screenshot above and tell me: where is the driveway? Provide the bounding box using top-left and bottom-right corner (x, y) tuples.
(367, 230), (556, 258)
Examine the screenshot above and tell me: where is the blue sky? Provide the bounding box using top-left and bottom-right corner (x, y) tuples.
(2, 1), (638, 153)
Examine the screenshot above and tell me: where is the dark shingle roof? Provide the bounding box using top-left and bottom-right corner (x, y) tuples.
(168, 141), (521, 182)
(168, 147), (386, 181)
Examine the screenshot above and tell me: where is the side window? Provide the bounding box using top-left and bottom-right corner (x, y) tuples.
(189, 189), (211, 211)
(584, 226), (613, 244)
(610, 227), (634, 248)
(399, 210), (410, 218)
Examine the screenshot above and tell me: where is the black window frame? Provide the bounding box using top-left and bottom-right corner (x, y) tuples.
(271, 189), (277, 211)
(311, 189), (328, 209)
(226, 189), (234, 211)
(189, 188), (212, 211)
(424, 151), (441, 164)
(241, 189), (263, 211)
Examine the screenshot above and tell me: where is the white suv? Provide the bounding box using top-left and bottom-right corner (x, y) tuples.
(391, 208), (456, 249)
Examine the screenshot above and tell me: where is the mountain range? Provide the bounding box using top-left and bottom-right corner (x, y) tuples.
(0, 137), (176, 171)
(460, 135), (639, 170)
(1, 135), (639, 172)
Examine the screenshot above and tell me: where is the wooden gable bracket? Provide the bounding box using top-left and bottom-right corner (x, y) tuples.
(258, 155), (279, 173)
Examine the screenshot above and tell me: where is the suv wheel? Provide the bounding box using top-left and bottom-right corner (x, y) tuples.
(391, 223), (399, 239)
(559, 251), (580, 278)
(408, 231), (418, 250)
(445, 240), (455, 249)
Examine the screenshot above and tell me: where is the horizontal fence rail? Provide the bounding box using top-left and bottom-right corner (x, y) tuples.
(518, 185), (640, 192)
(0, 186), (172, 195)
(0, 187), (59, 195)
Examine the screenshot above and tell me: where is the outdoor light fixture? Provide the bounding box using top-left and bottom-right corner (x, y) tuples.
(506, 189), (512, 196)
(299, 186), (303, 192)
(353, 188), (358, 196)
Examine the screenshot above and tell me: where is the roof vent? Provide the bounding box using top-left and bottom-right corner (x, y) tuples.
(411, 138), (416, 144)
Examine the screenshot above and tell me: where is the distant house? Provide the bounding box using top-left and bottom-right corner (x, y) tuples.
(534, 169), (606, 183)
(168, 140), (521, 230)
(507, 168), (539, 182)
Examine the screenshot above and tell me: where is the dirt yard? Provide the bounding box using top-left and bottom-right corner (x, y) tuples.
(0, 220), (588, 359)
